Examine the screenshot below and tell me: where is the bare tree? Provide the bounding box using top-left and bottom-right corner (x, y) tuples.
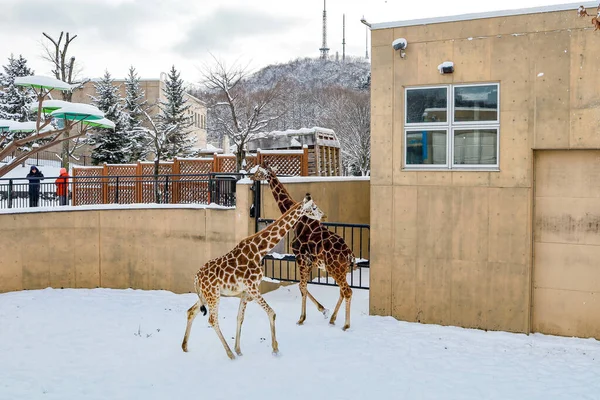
(199, 55), (286, 171)
(41, 32), (88, 168)
(318, 87), (370, 176)
(134, 109), (178, 203)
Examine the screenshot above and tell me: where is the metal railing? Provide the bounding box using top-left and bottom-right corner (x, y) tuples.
(258, 219), (370, 289)
(0, 173), (243, 209)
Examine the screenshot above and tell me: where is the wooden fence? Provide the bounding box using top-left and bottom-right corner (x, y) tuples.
(70, 149), (309, 206)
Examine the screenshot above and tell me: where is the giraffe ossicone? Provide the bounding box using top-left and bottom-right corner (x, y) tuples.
(181, 194), (325, 360)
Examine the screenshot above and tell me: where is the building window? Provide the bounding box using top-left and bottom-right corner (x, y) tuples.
(404, 83), (499, 170)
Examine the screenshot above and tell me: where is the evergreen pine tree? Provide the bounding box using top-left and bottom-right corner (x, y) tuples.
(89, 70), (130, 165)
(158, 65), (195, 158)
(123, 66), (148, 162)
(0, 54), (36, 122)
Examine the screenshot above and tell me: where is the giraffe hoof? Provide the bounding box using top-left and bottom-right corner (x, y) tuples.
(272, 350), (280, 357)
(342, 324), (350, 331)
(227, 352), (236, 360)
(235, 350), (243, 356)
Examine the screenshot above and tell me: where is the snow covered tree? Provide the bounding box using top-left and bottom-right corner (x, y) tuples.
(157, 65), (195, 158)
(200, 56), (285, 171)
(123, 66), (148, 162)
(0, 54), (36, 122)
(89, 70), (130, 164)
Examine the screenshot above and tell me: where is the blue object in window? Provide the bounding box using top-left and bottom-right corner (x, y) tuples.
(422, 131), (427, 160)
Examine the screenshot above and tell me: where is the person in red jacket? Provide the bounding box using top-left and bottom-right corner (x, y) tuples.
(55, 167), (69, 206)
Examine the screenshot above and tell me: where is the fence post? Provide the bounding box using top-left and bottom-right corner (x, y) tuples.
(135, 161), (142, 203)
(102, 163), (108, 204)
(115, 176), (119, 204)
(302, 145), (309, 176)
(213, 153), (219, 173)
(257, 149), (262, 167)
(7, 179), (13, 208)
(172, 157), (179, 204)
(165, 175), (170, 204)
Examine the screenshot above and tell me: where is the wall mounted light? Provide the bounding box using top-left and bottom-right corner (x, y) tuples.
(437, 61), (454, 74)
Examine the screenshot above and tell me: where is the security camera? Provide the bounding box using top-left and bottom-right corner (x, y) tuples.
(392, 38), (407, 51)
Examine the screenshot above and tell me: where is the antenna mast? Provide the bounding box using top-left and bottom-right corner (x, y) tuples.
(319, 0), (330, 59)
(342, 14), (346, 61)
(365, 25), (369, 60)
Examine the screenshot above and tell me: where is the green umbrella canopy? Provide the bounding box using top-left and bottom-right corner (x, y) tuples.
(50, 103), (104, 122)
(0, 119), (13, 132)
(7, 121), (37, 133)
(14, 76), (73, 91)
(30, 99), (71, 114)
(83, 117), (115, 130)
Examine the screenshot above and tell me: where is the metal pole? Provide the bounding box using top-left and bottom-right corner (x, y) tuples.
(8, 179), (13, 208)
(115, 176), (119, 204)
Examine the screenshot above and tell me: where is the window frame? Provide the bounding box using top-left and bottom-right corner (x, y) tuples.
(403, 82), (500, 171)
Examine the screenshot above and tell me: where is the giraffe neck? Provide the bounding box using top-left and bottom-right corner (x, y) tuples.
(267, 173), (295, 214)
(256, 201), (304, 258)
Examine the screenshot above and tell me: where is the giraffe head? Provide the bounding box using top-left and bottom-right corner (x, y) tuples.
(248, 162), (277, 182)
(300, 193), (324, 221)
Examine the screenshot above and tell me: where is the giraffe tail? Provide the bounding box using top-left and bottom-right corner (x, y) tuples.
(194, 274), (208, 316)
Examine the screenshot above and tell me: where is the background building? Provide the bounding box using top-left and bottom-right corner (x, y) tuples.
(369, 2), (600, 340)
(48, 73), (207, 159)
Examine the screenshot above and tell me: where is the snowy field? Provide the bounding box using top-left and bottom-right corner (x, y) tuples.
(0, 285), (599, 400)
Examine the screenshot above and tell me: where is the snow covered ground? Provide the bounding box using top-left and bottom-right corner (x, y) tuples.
(0, 284), (598, 400)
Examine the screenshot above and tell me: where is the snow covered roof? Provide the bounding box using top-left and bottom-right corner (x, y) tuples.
(50, 103), (105, 121)
(14, 75), (73, 91)
(246, 126), (340, 151)
(371, 1), (597, 30)
(198, 143), (223, 153)
(30, 100), (71, 114)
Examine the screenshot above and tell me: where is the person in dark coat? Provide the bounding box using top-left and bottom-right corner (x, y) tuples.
(26, 166), (44, 207)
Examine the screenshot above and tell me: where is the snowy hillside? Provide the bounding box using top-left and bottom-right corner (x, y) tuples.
(0, 284), (598, 400)
(246, 56), (371, 90)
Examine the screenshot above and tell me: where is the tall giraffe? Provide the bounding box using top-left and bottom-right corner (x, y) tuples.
(249, 164), (355, 331)
(181, 194), (324, 360)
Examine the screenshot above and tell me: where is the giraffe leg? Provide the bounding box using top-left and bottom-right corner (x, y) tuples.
(330, 276), (352, 330)
(296, 254), (328, 320)
(342, 287), (353, 331)
(181, 299), (201, 352)
(207, 296), (235, 360)
(297, 265), (310, 325)
(247, 287), (279, 355)
(234, 292), (250, 356)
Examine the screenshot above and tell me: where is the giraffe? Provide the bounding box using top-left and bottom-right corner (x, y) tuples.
(249, 164), (355, 331)
(181, 193), (324, 360)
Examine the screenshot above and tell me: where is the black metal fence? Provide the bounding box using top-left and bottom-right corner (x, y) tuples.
(0, 173), (243, 209)
(258, 218), (370, 289)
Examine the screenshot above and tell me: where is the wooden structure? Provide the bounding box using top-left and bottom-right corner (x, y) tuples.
(246, 127), (342, 176)
(71, 149), (310, 206)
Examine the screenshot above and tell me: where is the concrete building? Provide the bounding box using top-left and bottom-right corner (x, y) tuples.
(369, 2), (600, 340)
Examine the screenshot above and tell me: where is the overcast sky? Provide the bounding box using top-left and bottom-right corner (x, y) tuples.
(0, 0), (585, 85)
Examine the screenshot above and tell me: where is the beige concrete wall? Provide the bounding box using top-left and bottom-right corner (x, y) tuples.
(532, 150), (600, 339)
(370, 8), (600, 335)
(257, 178), (370, 225)
(0, 205), (250, 294)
